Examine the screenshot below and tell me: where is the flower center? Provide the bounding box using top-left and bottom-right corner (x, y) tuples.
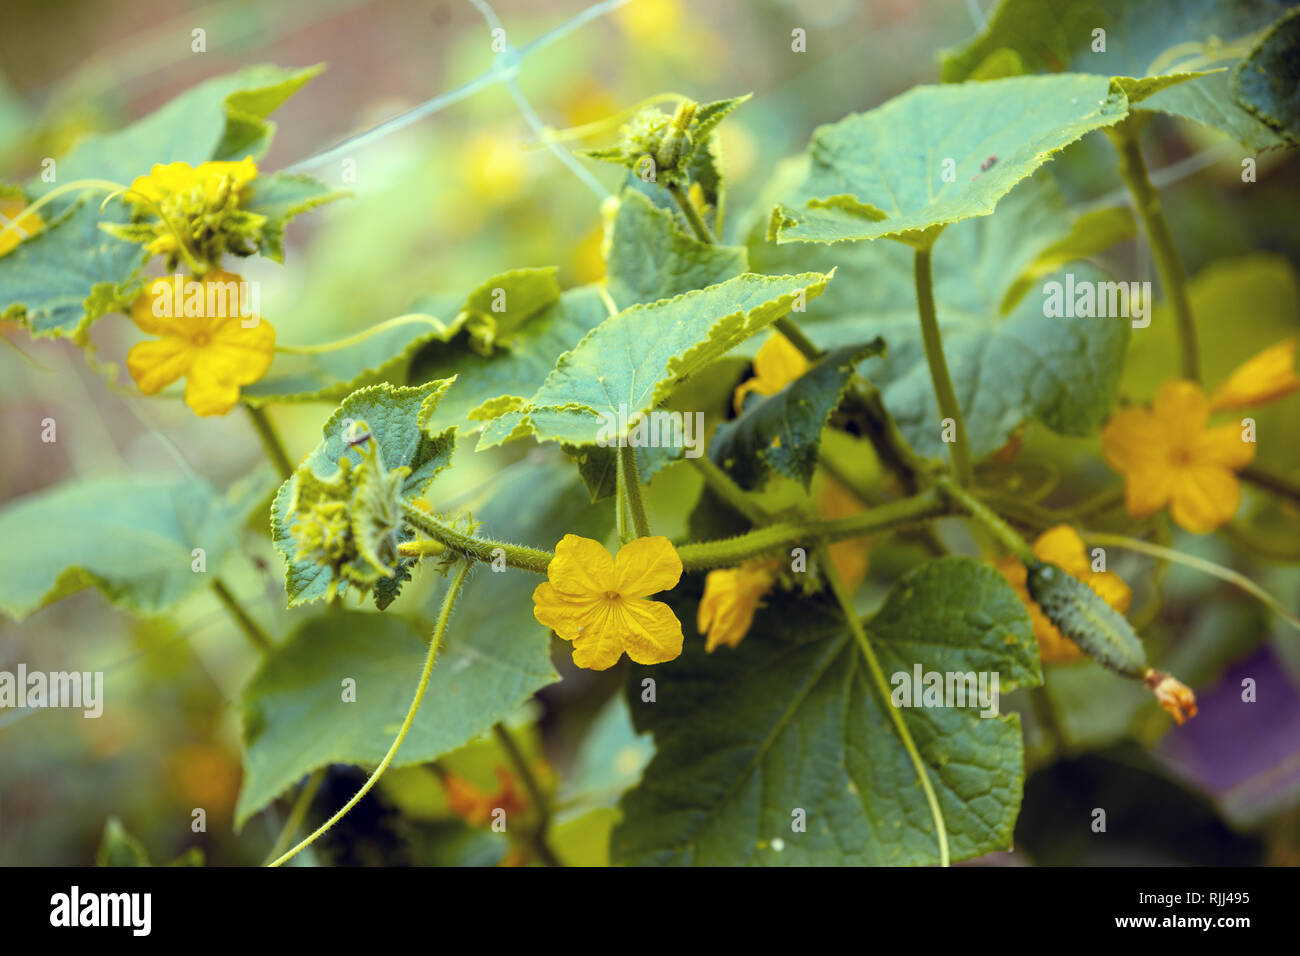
(604, 589), (622, 602)
(1168, 445), (1194, 468)
(191, 331), (212, 347)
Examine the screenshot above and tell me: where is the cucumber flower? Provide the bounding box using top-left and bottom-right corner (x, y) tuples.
(697, 559), (778, 652)
(112, 158), (263, 273)
(732, 331), (808, 413)
(1101, 380), (1255, 533)
(1210, 338), (1300, 410)
(533, 534), (684, 671)
(993, 524), (1131, 665)
(126, 270), (275, 416)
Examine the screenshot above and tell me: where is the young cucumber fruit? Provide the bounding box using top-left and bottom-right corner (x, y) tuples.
(1026, 561), (1147, 676)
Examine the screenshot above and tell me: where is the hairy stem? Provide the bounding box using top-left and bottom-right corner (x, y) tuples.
(1108, 120), (1199, 381)
(666, 181), (714, 243)
(261, 768), (325, 866)
(689, 455), (771, 525)
(244, 403), (294, 480)
(618, 443), (651, 539)
(677, 489), (950, 569)
(914, 248), (973, 485)
(939, 478), (1036, 564)
(820, 547), (949, 867)
(493, 724), (563, 868)
(400, 501), (553, 573)
(211, 579), (273, 654)
(268, 559), (472, 867)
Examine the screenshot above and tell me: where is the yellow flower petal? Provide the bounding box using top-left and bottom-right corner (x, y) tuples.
(569, 603), (629, 672)
(1211, 339), (1300, 410)
(612, 535), (682, 597)
(1088, 571), (1132, 616)
(732, 333), (809, 413)
(1032, 525), (1090, 578)
(190, 315), (276, 387)
(1191, 423), (1255, 471)
(616, 598), (685, 665)
(0, 198), (43, 255)
(532, 581), (600, 642)
(1152, 379), (1211, 444)
(183, 373), (244, 417)
(1101, 405), (1169, 474)
(1169, 466), (1241, 533)
(127, 336), (195, 395)
(545, 534), (616, 596)
(1122, 466), (1176, 519)
(698, 562), (775, 652)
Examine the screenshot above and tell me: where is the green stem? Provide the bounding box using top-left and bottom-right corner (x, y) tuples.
(268, 559), (472, 867)
(939, 478), (1036, 564)
(666, 181), (714, 243)
(211, 579), (273, 654)
(1108, 119), (1199, 381)
(1242, 464), (1300, 506)
(492, 724), (563, 868)
(689, 456), (771, 525)
(773, 315), (822, 362)
(914, 248), (973, 485)
(261, 768), (325, 865)
(820, 547), (949, 867)
(677, 489), (950, 569)
(618, 444), (651, 539)
(1081, 531), (1300, 634)
(399, 501), (553, 572)
(244, 403), (294, 480)
(402, 491), (951, 575)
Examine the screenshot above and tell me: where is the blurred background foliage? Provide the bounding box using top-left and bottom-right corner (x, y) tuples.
(1, 0), (1298, 866)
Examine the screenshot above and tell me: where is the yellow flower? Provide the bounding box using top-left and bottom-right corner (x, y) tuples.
(994, 524), (1132, 664)
(121, 158), (261, 269)
(126, 270), (275, 417)
(1211, 338), (1300, 410)
(698, 559), (778, 652)
(1101, 380), (1255, 533)
(0, 197), (43, 256)
(533, 534), (684, 670)
(127, 158), (258, 206)
(733, 332), (809, 414)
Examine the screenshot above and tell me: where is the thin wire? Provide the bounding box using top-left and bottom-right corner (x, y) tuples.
(279, 0), (629, 177)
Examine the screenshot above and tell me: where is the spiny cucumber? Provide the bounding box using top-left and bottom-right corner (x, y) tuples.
(1026, 561), (1147, 676)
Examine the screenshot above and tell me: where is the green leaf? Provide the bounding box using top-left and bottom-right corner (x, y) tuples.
(96, 818), (150, 867)
(1233, 6), (1300, 144)
(271, 381), (456, 607)
(35, 64), (322, 194)
(940, 0), (1293, 149)
(0, 197), (147, 340)
(0, 476), (247, 621)
(750, 172), (1131, 458)
(710, 339), (884, 489)
(769, 74), (1128, 246)
(408, 282), (610, 433)
(612, 557), (1040, 866)
(999, 204), (1136, 311)
(239, 459), (612, 827)
(474, 271), (833, 449)
(242, 171), (349, 262)
(559, 692), (654, 819)
(606, 190), (746, 309)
